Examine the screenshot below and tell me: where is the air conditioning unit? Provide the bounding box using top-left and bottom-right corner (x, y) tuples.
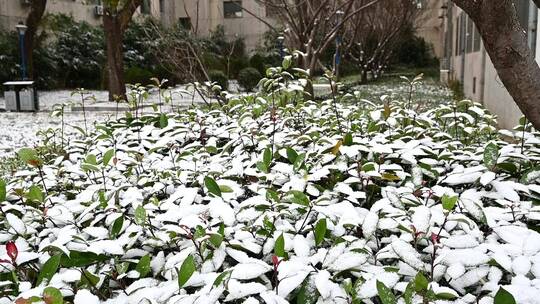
(94, 5), (104, 16)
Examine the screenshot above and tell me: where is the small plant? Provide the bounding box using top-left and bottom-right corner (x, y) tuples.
(238, 67), (262, 92)
(208, 69), (229, 90)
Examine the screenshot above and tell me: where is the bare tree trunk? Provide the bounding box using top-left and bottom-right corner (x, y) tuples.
(102, 0), (143, 101)
(103, 15), (126, 101)
(24, 0), (47, 79)
(452, 0), (540, 129)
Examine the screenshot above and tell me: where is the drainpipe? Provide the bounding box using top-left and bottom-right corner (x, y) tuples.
(479, 41), (486, 105)
(460, 14), (466, 86)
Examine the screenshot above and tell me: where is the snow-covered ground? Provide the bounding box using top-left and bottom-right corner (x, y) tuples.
(0, 87), (210, 158)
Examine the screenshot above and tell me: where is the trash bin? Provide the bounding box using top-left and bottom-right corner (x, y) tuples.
(2, 81), (39, 112)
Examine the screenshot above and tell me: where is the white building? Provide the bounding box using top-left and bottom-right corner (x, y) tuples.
(440, 0), (537, 129)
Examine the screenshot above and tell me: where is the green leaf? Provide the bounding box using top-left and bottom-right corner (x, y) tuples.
(403, 281), (414, 304)
(213, 271), (231, 287)
(209, 233), (224, 248)
(274, 233), (285, 257)
(103, 149), (115, 166)
(111, 215), (124, 238)
(377, 280), (397, 304)
(282, 56), (292, 69)
(80, 270), (99, 289)
(178, 254), (196, 289)
(286, 147), (298, 164)
(43, 286), (63, 304)
(219, 185), (234, 193)
(293, 153), (306, 172)
(413, 272), (429, 292)
(296, 277), (319, 304)
(376, 280), (397, 304)
(483, 142), (499, 169)
(204, 176), (222, 198)
(436, 293), (457, 300)
(17, 148), (42, 167)
(284, 190), (310, 206)
(85, 154), (98, 166)
(136, 254), (151, 278)
(520, 168), (540, 184)
(314, 218), (327, 246)
(60, 251), (108, 267)
(266, 188), (280, 203)
(441, 194), (458, 212)
(343, 133), (353, 146)
(494, 287), (516, 304)
(159, 113), (168, 128)
(36, 254), (62, 286)
(26, 185), (44, 203)
(0, 179), (6, 202)
(135, 205), (146, 226)
(256, 161), (269, 173)
(81, 163), (99, 172)
(263, 147), (272, 167)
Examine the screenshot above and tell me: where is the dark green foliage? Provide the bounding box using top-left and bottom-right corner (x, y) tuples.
(238, 67), (262, 91)
(125, 66), (153, 85)
(209, 70), (228, 90)
(0, 30), (19, 85)
(448, 79), (465, 100)
(47, 14), (105, 89)
(393, 26), (438, 68)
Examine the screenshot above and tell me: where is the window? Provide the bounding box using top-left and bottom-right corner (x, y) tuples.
(159, 0), (165, 13)
(224, 1), (242, 18)
(265, 4), (279, 17)
(179, 17), (192, 30)
(141, 0), (151, 14)
(465, 15), (473, 53)
(455, 17), (459, 56)
(473, 25), (481, 52)
(516, 0), (530, 31)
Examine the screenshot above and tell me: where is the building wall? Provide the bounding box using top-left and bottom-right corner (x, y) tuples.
(416, 0), (444, 58)
(0, 0), (164, 32)
(174, 0), (273, 51)
(441, 1), (537, 129)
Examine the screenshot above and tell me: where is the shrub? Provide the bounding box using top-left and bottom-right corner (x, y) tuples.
(238, 67), (262, 91)
(393, 26), (438, 68)
(0, 67), (538, 304)
(47, 14), (105, 89)
(208, 69), (228, 90)
(125, 66), (153, 85)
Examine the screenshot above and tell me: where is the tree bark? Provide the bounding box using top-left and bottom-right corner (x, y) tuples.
(24, 0), (47, 79)
(451, 0), (540, 130)
(103, 15), (126, 101)
(103, 0), (143, 101)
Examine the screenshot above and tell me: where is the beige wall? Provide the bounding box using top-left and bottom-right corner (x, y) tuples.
(442, 2), (534, 129)
(0, 0), (164, 32)
(416, 0), (444, 58)
(175, 0), (273, 51)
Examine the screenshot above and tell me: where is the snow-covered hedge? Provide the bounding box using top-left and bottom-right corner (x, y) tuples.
(1, 69), (540, 304)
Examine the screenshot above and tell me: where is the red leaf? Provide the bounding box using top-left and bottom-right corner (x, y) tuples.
(6, 241), (18, 263)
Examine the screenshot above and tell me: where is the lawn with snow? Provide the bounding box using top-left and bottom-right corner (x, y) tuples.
(0, 66), (539, 304)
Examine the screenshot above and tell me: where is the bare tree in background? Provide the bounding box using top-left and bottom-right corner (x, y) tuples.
(451, 0), (540, 129)
(254, 0), (380, 78)
(24, 0), (47, 79)
(144, 22), (209, 84)
(102, 0), (143, 101)
(343, 0), (420, 83)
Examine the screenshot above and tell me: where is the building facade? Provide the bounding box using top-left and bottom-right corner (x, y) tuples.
(0, 0), (163, 29)
(171, 0), (273, 50)
(440, 0), (538, 129)
(0, 0), (273, 51)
